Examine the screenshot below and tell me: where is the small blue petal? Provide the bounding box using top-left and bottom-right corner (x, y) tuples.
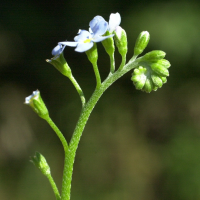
(52, 44), (65, 56)
(75, 42), (93, 52)
(74, 30), (91, 42)
(89, 16), (106, 30)
(89, 16), (108, 36)
(92, 21), (108, 36)
(93, 34), (114, 42)
(59, 41), (78, 47)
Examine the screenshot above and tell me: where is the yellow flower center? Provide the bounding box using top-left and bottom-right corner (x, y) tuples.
(84, 39), (91, 43)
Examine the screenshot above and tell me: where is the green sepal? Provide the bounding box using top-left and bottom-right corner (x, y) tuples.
(143, 50), (166, 61)
(25, 90), (49, 120)
(101, 31), (115, 56)
(46, 53), (72, 77)
(151, 63), (169, 77)
(134, 31), (150, 56)
(114, 27), (128, 57)
(30, 152), (51, 176)
(85, 43), (98, 64)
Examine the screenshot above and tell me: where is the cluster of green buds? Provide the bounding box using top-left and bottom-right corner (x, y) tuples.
(131, 31), (170, 93)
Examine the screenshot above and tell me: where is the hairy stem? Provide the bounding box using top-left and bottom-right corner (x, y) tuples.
(61, 56), (142, 200)
(45, 116), (68, 152)
(46, 173), (61, 200)
(68, 74), (86, 107)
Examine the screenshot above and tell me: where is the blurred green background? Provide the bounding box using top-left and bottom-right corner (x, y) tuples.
(1, 0), (200, 199)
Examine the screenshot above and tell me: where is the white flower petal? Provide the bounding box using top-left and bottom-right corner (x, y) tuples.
(109, 12), (121, 33)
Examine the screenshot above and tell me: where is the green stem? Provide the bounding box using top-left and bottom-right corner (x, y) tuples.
(92, 62), (101, 89)
(45, 116), (68, 152)
(60, 56), (141, 200)
(110, 54), (115, 73)
(46, 173), (61, 200)
(118, 55), (126, 71)
(68, 74), (86, 107)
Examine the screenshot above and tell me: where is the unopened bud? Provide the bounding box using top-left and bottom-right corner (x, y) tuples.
(134, 31), (150, 56)
(30, 152), (51, 176)
(114, 26), (128, 57)
(143, 50), (166, 61)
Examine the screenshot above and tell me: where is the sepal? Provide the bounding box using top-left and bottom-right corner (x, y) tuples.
(25, 90), (49, 119)
(46, 53), (72, 77)
(101, 31), (115, 56)
(85, 42), (98, 64)
(30, 152), (51, 176)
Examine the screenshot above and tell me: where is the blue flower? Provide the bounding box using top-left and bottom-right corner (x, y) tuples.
(59, 29), (113, 53)
(51, 42), (77, 56)
(51, 13), (120, 54)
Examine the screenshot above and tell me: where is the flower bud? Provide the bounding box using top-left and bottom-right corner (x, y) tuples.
(101, 31), (115, 56)
(134, 31), (150, 56)
(151, 63), (169, 77)
(142, 78), (153, 93)
(151, 74), (163, 88)
(156, 59), (171, 68)
(46, 52), (72, 78)
(160, 76), (167, 84)
(142, 50), (166, 61)
(25, 90), (49, 119)
(131, 66), (146, 90)
(30, 152), (51, 176)
(114, 26), (128, 57)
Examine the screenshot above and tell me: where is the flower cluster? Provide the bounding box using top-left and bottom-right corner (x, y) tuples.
(52, 13), (121, 55)
(131, 50), (170, 93)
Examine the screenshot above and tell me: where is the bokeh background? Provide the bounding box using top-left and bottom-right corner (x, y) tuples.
(1, 0), (200, 199)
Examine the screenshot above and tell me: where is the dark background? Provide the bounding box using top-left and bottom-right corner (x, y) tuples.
(1, 0), (200, 199)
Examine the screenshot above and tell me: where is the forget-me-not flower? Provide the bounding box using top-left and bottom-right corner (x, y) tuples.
(59, 16), (113, 53)
(51, 13), (121, 55)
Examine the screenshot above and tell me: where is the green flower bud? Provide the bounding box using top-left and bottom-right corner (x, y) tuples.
(143, 50), (166, 61)
(151, 63), (169, 77)
(25, 90), (49, 119)
(85, 42), (98, 64)
(156, 59), (171, 68)
(114, 26), (128, 57)
(134, 31), (150, 56)
(46, 53), (72, 77)
(160, 76), (167, 84)
(30, 152), (51, 176)
(131, 66), (147, 90)
(142, 78), (153, 93)
(101, 31), (115, 56)
(151, 74), (163, 88)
